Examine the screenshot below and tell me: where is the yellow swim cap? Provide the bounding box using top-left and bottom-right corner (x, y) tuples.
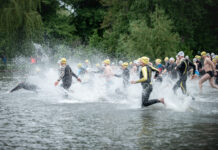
(129, 62), (132, 65)
(212, 58), (216, 63)
(164, 57), (169, 61)
(201, 51), (206, 56)
(61, 58), (67, 64)
(85, 59), (89, 63)
(155, 59), (161, 64)
(195, 55), (201, 59)
(215, 55), (218, 61)
(122, 62), (128, 67)
(96, 63), (100, 67)
(104, 59), (110, 65)
(77, 63), (82, 68)
(140, 57), (149, 65)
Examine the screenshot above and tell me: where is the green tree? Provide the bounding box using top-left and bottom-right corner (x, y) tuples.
(117, 7), (180, 60)
(62, 0), (105, 43)
(0, 0), (42, 57)
(156, 0), (218, 53)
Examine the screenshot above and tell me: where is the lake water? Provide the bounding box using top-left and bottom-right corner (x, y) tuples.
(0, 71), (218, 150)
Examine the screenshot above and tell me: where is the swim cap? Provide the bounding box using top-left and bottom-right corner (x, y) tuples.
(164, 57), (169, 61)
(85, 60), (89, 63)
(140, 57), (149, 65)
(61, 58), (67, 64)
(201, 51), (206, 56)
(129, 62), (132, 65)
(169, 57), (175, 62)
(178, 51), (184, 57)
(96, 63), (100, 67)
(195, 55), (201, 59)
(122, 62), (128, 67)
(104, 59), (110, 65)
(155, 59), (161, 64)
(77, 63), (82, 68)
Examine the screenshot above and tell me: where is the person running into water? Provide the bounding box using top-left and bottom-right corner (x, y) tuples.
(131, 57), (164, 107)
(54, 58), (81, 90)
(213, 56), (218, 85)
(155, 58), (163, 82)
(103, 59), (114, 79)
(102, 59), (114, 89)
(168, 57), (178, 80)
(77, 63), (87, 77)
(173, 51), (196, 95)
(10, 82), (38, 93)
(114, 62), (130, 88)
(193, 58), (200, 77)
(199, 52), (218, 91)
(164, 57), (170, 72)
(93, 63), (104, 74)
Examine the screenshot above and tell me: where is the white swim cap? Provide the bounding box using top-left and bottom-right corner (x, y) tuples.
(178, 51), (184, 57)
(170, 57), (175, 61)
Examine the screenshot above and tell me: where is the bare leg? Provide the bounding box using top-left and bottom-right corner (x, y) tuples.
(209, 77), (218, 89)
(199, 74), (210, 92)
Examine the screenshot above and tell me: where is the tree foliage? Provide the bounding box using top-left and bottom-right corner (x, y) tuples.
(0, 0), (42, 57)
(0, 0), (217, 59)
(116, 7), (179, 60)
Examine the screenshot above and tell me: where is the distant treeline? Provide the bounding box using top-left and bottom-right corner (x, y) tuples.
(0, 0), (217, 59)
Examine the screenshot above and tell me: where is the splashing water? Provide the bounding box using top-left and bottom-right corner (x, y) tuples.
(1, 44), (218, 149)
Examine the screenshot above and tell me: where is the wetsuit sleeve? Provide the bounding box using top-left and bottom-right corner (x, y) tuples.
(136, 67), (147, 83)
(72, 71), (79, 79)
(57, 66), (65, 81)
(151, 66), (159, 78)
(114, 74), (121, 78)
(125, 69), (130, 79)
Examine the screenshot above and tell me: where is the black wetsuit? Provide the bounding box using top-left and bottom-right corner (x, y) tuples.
(215, 64), (218, 85)
(10, 82), (38, 93)
(168, 62), (177, 79)
(59, 65), (78, 90)
(165, 62), (170, 72)
(115, 68), (130, 88)
(173, 58), (196, 94)
(136, 65), (160, 107)
(196, 60), (205, 76)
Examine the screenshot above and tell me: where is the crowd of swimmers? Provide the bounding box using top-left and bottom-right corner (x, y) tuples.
(10, 51), (218, 108)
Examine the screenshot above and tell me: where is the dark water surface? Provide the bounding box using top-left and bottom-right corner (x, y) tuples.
(0, 72), (218, 150)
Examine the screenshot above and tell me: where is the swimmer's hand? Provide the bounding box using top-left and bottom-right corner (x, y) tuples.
(77, 78), (82, 82)
(131, 81), (136, 84)
(54, 81), (59, 86)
